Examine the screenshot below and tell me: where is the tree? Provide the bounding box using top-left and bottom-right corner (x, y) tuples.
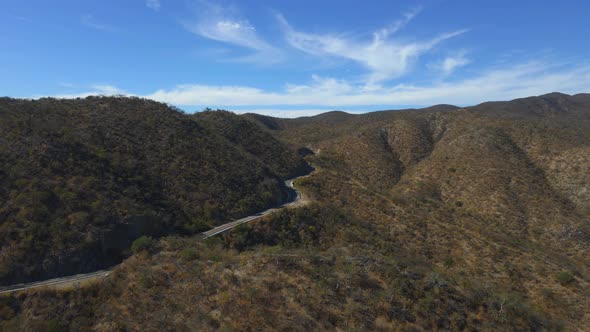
(131, 236), (155, 254)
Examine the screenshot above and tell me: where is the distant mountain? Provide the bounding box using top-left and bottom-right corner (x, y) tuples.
(0, 96), (306, 285)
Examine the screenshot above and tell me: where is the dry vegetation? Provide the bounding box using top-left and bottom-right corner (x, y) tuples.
(1, 92), (589, 331)
(0, 97), (306, 286)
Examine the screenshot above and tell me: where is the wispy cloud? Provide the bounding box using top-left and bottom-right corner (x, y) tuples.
(35, 61), (590, 116)
(430, 51), (471, 76)
(191, 19), (269, 51)
(183, 1), (282, 64)
(34, 5), (590, 117)
(277, 10), (467, 84)
(142, 61), (590, 108)
(81, 14), (117, 32)
(146, 0), (161, 11)
(373, 6), (422, 40)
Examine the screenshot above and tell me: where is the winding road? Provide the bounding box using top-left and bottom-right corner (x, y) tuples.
(0, 167), (314, 295)
(201, 175), (309, 239)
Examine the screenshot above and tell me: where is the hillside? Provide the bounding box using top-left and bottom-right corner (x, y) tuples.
(267, 92), (590, 328)
(1, 93), (589, 331)
(193, 110), (312, 179)
(0, 97), (305, 286)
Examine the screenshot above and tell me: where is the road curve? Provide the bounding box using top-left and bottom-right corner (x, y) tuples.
(0, 165), (314, 294)
(201, 167), (313, 239)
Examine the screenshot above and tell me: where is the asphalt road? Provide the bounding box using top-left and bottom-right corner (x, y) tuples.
(201, 174), (307, 239)
(0, 270), (111, 295)
(0, 167), (314, 294)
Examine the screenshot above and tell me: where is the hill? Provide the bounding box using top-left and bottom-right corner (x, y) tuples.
(1, 93), (589, 331)
(263, 92), (590, 328)
(193, 110), (311, 179)
(0, 97), (306, 285)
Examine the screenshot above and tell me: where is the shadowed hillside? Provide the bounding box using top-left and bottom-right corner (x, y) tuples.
(194, 110), (312, 178)
(0, 97), (305, 285)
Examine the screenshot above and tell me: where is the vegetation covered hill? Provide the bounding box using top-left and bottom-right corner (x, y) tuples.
(193, 110), (311, 179)
(1, 93), (589, 331)
(268, 92), (590, 328)
(0, 205), (566, 331)
(0, 97), (306, 286)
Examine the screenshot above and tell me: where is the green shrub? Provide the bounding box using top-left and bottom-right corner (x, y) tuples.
(443, 256), (455, 269)
(541, 288), (553, 299)
(131, 236), (155, 254)
(29, 319), (62, 332)
(184, 219), (211, 233)
(180, 247), (199, 261)
(555, 271), (575, 286)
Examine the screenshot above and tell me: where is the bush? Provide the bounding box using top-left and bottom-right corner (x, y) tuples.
(443, 256), (455, 269)
(0, 263), (10, 279)
(29, 319), (62, 332)
(184, 219), (211, 233)
(180, 247), (199, 261)
(131, 236), (155, 254)
(555, 271), (575, 286)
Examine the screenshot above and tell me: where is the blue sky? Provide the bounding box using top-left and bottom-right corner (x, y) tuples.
(2, 0), (590, 117)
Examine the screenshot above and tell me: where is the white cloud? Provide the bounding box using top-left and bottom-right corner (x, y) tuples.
(81, 14), (117, 32)
(37, 62), (590, 117)
(141, 62), (590, 110)
(190, 19), (269, 51)
(277, 11), (467, 83)
(183, 1), (281, 63)
(147, 85), (282, 105)
(441, 55), (470, 75)
(431, 52), (471, 76)
(146, 0), (161, 11)
(373, 6), (422, 40)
